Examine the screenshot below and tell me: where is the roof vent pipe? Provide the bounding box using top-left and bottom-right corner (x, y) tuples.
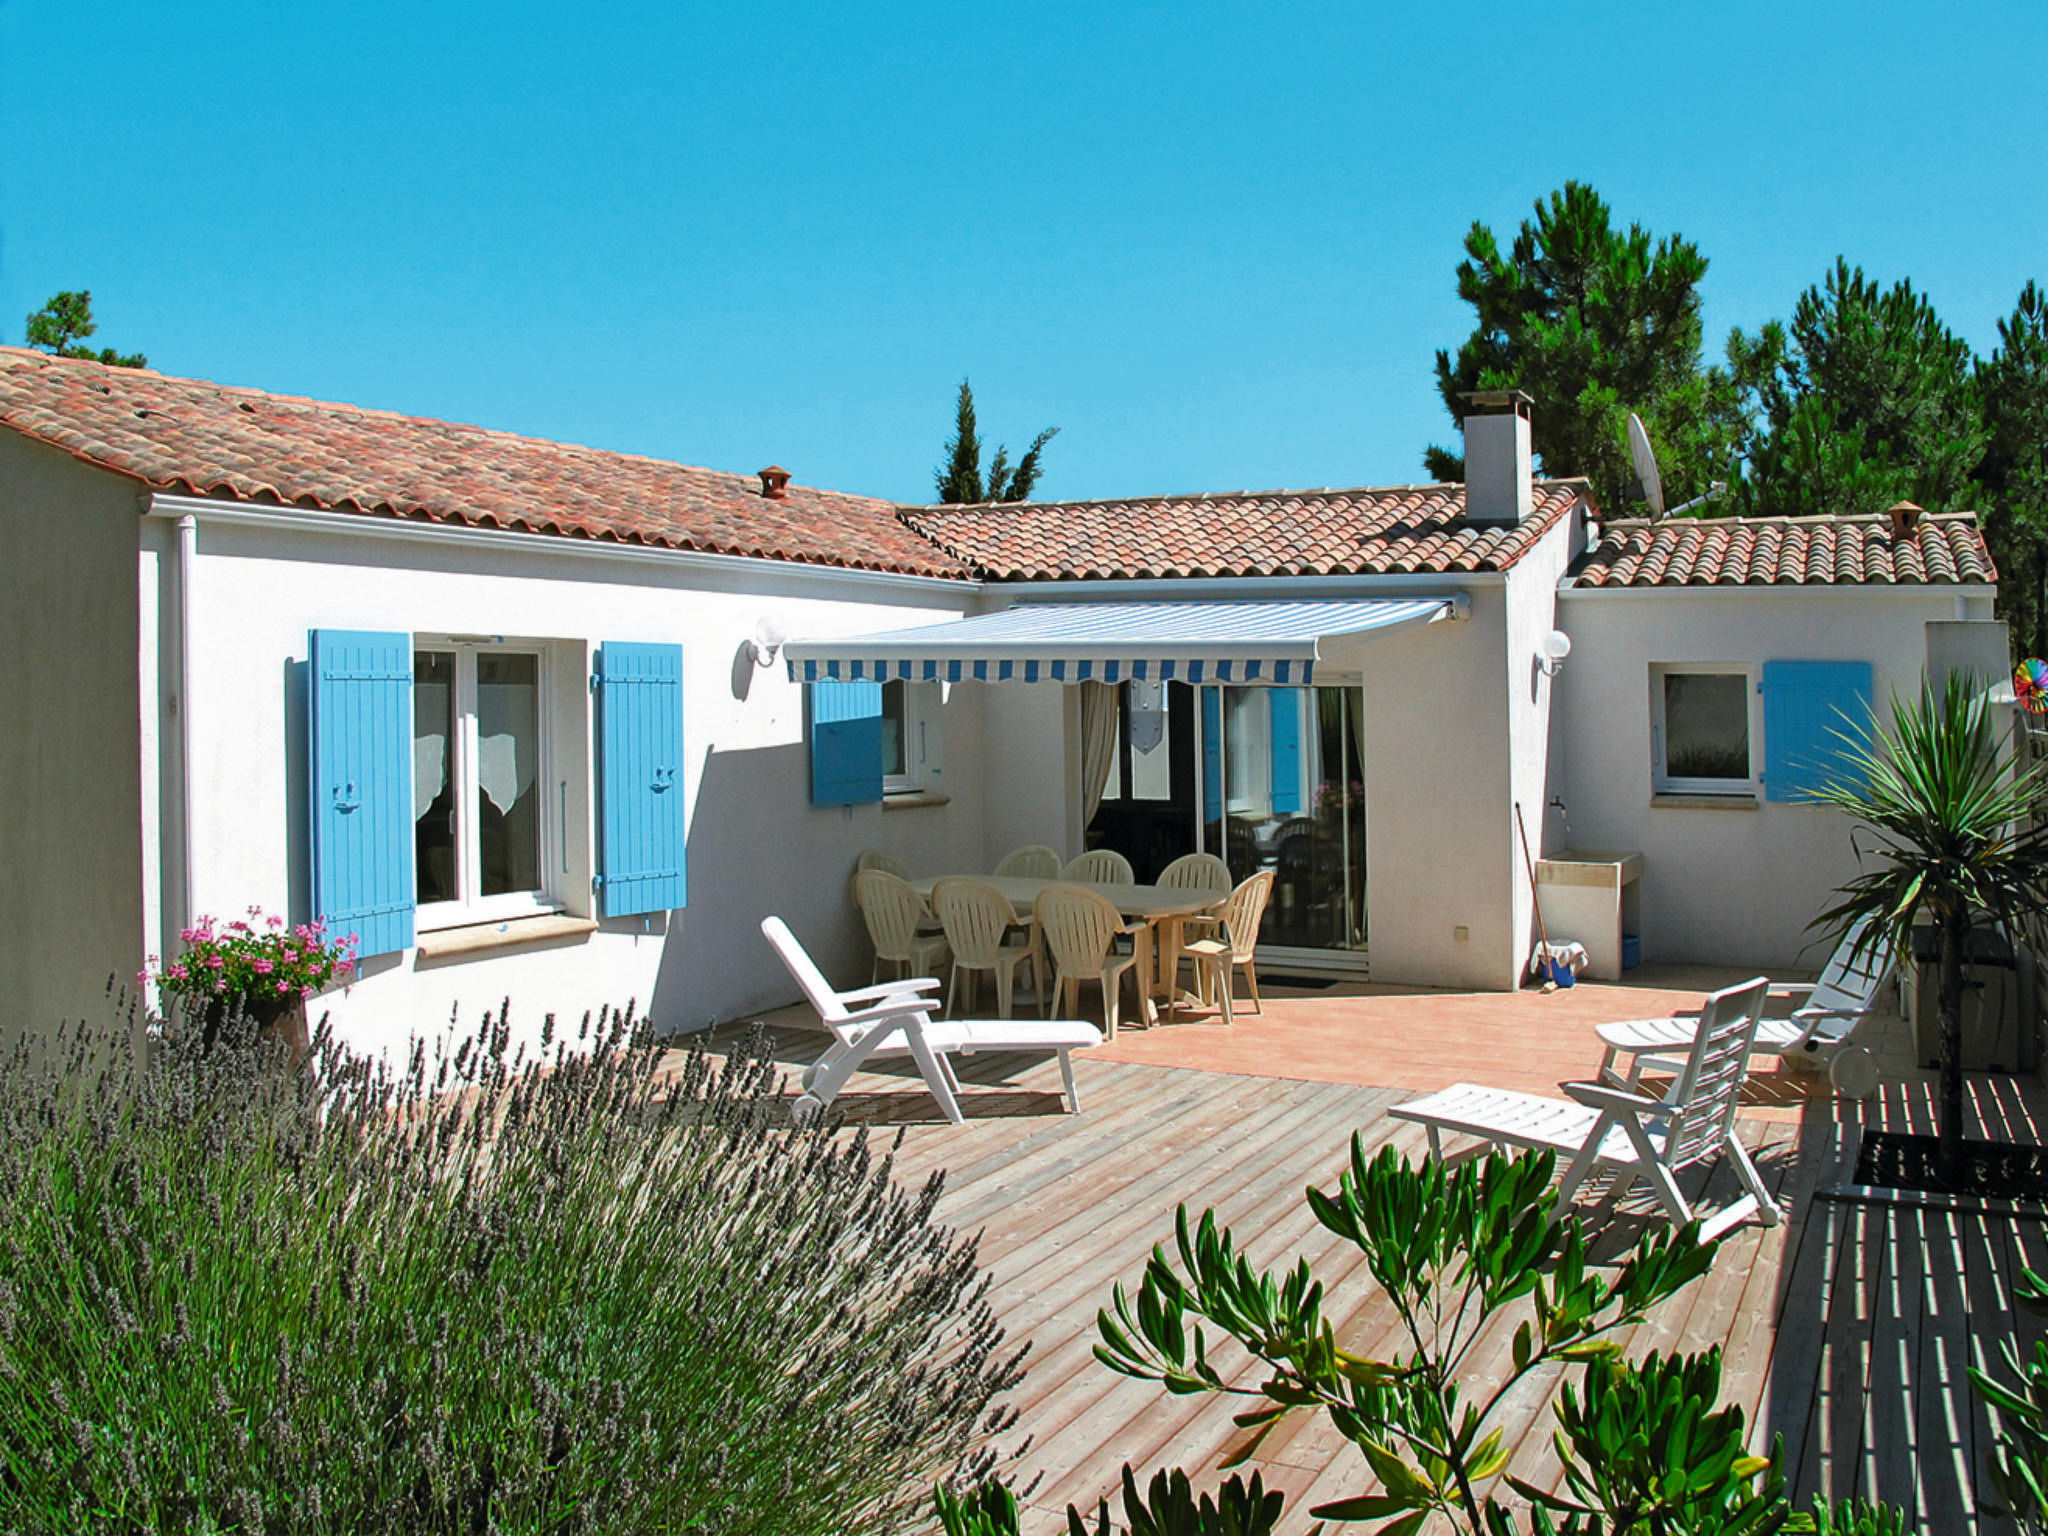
(758, 465), (792, 500)
(1888, 500), (1923, 539)
(1460, 389), (1534, 527)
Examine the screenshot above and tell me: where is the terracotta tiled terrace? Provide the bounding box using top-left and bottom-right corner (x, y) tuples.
(684, 969), (2048, 1533)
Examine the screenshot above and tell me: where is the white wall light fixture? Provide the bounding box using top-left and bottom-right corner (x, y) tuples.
(749, 616), (789, 668)
(1537, 629), (1572, 677)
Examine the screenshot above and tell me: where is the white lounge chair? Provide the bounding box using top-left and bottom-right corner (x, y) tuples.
(1594, 916), (1896, 1100)
(762, 917), (1101, 1126)
(1390, 976), (1777, 1241)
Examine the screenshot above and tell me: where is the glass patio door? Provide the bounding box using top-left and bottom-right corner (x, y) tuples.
(1198, 685), (1367, 966)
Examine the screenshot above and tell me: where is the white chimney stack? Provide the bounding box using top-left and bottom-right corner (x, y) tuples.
(1461, 389), (1534, 526)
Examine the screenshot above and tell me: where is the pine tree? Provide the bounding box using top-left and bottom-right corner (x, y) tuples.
(24, 290), (147, 368)
(933, 380), (1058, 504)
(1425, 182), (1743, 512)
(1733, 259), (1984, 520)
(1979, 282), (2048, 661)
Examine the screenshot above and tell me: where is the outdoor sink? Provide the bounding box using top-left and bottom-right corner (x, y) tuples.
(1534, 849), (1644, 890)
(1532, 850), (1643, 981)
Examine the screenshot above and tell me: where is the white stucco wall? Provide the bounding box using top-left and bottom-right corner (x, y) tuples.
(977, 679), (1085, 862)
(1552, 582), (1996, 970)
(0, 439), (147, 1041)
(145, 508), (987, 1061)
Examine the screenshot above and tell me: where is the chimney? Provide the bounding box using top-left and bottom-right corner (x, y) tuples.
(1887, 500), (1923, 539)
(1461, 389), (1534, 526)
(758, 465), (792, 500)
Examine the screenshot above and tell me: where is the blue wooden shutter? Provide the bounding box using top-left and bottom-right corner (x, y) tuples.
(1269, 690), (1304, 815)
(809, 680), (883, 806)
(595, 642), (687, 917)
(1201, 687), (1223, 822)
(1762, 660), (1874, 802)
(308, 630), (415, 958)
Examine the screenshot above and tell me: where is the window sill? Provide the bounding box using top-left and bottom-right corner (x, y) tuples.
(416, 913), (600, 962)
(1651, 792), (1759, 811)
(883, 790), (951, 812)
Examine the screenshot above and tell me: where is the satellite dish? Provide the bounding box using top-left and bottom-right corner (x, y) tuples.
(1626, 412), (1666, 518)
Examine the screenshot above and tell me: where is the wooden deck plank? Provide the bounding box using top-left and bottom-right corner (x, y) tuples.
(1962, 1208), (2015, 1528)
(673, 1006), (2047, 1534)
(1858, 1199), (1928, 1516)
(1016, 1085), (1388, 1513)
(1794, 1202), (1881, 1507)
(1761, 1116), (1852, 1485)
(972, 1080), (1380, 1476)
(1915, 1205), (1992, 1532)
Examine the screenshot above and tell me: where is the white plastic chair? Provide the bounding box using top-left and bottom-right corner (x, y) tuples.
(932, 876), (1046, 1020)
(853, 869), (950, 987)
(993, 844), (1062, 880)
(1035, 883), (1149, 1041)
(1391, 977), (1778, 1240)
(1595, 916), (1896, 1099)
(1178, 870), (1275, 1015)
(856, 848), (912, 879)
(1061, 849), (1134, 886)
(761, 916), (1101, 1124)
(1158, 853), (1233, 894)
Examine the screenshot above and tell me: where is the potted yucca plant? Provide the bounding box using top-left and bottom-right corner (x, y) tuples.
(1807, 674), (2048, 1189)
(141, 908), (358, 1057)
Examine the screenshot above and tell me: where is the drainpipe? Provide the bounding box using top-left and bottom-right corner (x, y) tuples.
(174, 512), (197, 938)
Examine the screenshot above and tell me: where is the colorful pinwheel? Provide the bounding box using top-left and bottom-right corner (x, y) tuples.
(2016, 659), (2048, 713)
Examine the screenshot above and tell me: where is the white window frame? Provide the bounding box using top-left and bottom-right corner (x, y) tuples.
(415, 636), (561, 932)
(1650, 663), (1760, 797)
(882, 679), (940, 796)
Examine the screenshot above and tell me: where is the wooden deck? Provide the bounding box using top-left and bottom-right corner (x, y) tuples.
(684, 986), (2048, 1532)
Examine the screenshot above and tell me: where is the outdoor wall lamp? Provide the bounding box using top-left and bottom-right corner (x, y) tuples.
(749, 616), (789, 668)
(1537, 629), (1572, 677)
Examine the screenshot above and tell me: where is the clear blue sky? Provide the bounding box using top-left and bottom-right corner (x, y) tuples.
(5, 2), (2044, 506)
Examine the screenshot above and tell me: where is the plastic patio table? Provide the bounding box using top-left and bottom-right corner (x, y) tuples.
(908, 874), (1221, 1025)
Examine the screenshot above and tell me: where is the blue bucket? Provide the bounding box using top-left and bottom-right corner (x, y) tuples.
(1621, 934), (1642, 971)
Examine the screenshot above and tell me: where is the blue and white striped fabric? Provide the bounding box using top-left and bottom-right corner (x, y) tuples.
(783, 597), (1461, 687)
(793, 655), (1312, 684)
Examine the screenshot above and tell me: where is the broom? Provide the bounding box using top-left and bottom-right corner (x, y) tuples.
(1515, 802), (1568, 991)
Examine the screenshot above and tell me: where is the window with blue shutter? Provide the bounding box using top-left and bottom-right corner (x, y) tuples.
(1269, 690), (1304, 815)
(594, 642), (687, 917)
(308, 629), (415, 958)
(1762, 660), (1874, 803)
(809, 680), (884, 806)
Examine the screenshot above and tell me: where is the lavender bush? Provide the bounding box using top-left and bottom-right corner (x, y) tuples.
(0, 1000), (1020, 1534)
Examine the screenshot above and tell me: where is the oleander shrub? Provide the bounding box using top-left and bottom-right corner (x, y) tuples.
(939, 1142), (1916, 1534)
(0, 999), (1021, 1534)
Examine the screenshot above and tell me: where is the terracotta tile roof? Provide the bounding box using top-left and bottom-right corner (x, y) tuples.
(0, 347), (969, 579)
(1571, 513), (1996, 588)
(897, 480), (1588, 581)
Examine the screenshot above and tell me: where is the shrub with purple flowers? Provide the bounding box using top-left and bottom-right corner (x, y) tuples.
(0, 1001), (1020, 1533)
(139, 907), (357, 1007)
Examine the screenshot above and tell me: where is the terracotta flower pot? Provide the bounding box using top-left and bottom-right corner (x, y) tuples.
(199, 992), (311, 1063)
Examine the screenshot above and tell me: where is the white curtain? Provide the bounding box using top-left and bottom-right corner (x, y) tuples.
(1080, 682), (1119, 827)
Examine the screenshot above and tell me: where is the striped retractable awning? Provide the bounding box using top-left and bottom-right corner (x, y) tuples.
(783, 596), (1465, 686)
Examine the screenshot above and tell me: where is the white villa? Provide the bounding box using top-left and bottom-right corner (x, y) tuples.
(0, 349), (2005, 1060)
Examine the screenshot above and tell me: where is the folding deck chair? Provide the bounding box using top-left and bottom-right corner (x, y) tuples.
(1390, 976), (1778, 1241)
(762, 916), (1101, 1125)
(1595, 916), (1896, 1100)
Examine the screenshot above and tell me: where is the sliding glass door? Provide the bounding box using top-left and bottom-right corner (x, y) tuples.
(1085, 681), (1368, 967)
(1198, 685), (1368, 965)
